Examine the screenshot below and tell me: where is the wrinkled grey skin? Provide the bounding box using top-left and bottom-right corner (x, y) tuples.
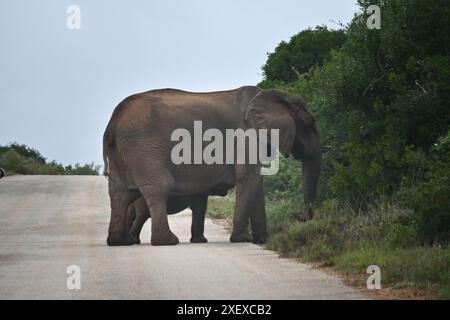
(103, 86), (321, 246)
(126, 187), (229, 244)
(126, 195), (208, 244)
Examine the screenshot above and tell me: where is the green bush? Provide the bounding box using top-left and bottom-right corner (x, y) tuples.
(0, 142), (46, 164)
(263, 197), (450, 297)
(207, 193), (235, 220)
(64, 163), (101, 175)
(0, 143), (99, 176)
(335, 246), (450, 297)
(263, 155), (302, 201)
(398, 131), (450, 244)
(261, 26), (346, 83)
(0, 149), (63, 175)
(260, 0), (450, 246)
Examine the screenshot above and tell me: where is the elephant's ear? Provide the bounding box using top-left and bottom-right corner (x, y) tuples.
(246, 90), (296, 154)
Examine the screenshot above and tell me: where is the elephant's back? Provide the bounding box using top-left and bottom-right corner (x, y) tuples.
(106, 86), (257, 154)
(143, 88), (240, 110)
(111, 86), (258, 123)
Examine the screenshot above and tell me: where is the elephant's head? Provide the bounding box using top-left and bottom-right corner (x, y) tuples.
(246, 89), (321, 221)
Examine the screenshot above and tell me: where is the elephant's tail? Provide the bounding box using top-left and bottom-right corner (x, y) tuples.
(103, 99), (127, 177)
(103, 133), (110, 177)
(103, 126), (114, 177)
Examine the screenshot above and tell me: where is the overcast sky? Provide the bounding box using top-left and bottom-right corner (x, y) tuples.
(0, 0), (359, 166)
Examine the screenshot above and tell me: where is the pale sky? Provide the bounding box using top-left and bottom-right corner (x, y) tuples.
(0, 0), (359, 166)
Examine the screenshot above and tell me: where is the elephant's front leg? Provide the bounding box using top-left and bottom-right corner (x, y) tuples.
(148, 199), (179, 245)
(126, 203), (136, 233)
(189, 194), (208, 243)
(230, 165), (267, 243)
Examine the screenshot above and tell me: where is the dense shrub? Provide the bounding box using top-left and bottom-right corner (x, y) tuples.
(0, 143), (99, 176)
(398, 131), (450, 244)
(259, 0), (450, 245)
(261, 26), (346, 83)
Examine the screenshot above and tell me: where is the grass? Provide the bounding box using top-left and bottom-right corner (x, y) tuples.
(207, 192), (235, 220)
(207, 195), (450, 299)
(335, 246), (450, 298)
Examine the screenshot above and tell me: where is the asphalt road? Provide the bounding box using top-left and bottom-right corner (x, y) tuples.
(0, 175), (366, 299)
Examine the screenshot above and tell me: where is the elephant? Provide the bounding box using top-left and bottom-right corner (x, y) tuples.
(126, 195), (207, 244)
(103, 86), (321, 246)
(126, 187), (229, 244)
(0, 168), (4, 179)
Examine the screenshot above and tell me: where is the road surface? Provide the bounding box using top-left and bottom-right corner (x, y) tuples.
(0, 176), (366, 299)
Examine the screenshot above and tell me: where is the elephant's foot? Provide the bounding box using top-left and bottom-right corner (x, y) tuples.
(230, 232), (252, 243)
(107, 232), (134, 246)
(252, 233), (267, 244)
(130, 235), (141, 245)
(190, 235), (208, 243)
(151, 230), (179, 246)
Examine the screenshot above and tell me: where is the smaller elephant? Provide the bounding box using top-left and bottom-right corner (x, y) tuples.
(126, 186), (229, 244)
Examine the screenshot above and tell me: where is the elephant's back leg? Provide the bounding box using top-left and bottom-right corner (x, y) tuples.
(106, 164), (138, 246)
(126, 152), (179, 246)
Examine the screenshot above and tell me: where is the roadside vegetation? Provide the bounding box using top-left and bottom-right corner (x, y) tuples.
(210, 0), (450, 299)
(0, 143), (100, 175)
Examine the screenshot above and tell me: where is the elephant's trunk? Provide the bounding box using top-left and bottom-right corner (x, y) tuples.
(299, 143), (321, 221)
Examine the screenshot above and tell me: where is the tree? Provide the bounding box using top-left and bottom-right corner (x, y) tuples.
(260, 0), (450, 242)
(261, 26), (347, 84)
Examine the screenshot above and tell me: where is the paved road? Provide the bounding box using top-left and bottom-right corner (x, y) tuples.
(0, 176), (366, 299)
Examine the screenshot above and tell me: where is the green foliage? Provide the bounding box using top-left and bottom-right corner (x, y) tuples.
(398, 130), (450, 244)
(265, 198), (450, 298)
(207, 193), (235, 220)
(0, 143), (46, 164)
(0, 143), (99, 176)
(206, 198), (446, 297)
(335, 246), (450, 297)
(208, 190), (449, 297)
(260, 0), (450, 246)
(261, 26), (346, 83)
(64, 163), (101, 175)
(263, 155), (302, 201)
